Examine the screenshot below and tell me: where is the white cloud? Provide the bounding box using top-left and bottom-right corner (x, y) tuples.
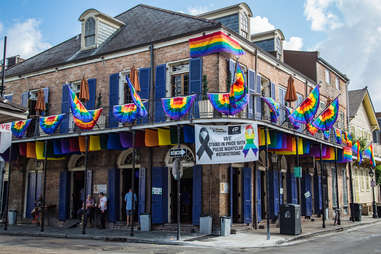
(304, 0), (342, 31)
(250, 16), (275, 34)
(284, 37), (304, 50)
(187, 6), (210, 16)
(0, 19), (51, 59)
(309, 0), (381, 110)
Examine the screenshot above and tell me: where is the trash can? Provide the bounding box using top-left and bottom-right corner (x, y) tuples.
(200, 216), (212, 235)
(139, 214), (151, 232)
(280, 204), (301, 235)
(377, 205), (381, 218)
(8, 210), (17, 225)
(351, 203), (362, 221)
(220, 216), (231, 236)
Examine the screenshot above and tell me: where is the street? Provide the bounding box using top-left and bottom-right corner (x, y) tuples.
(0, 223), (380, 254)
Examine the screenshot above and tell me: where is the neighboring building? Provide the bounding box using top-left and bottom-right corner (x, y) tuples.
(1, 3), (351, 231)
(348, 87), (380, 213)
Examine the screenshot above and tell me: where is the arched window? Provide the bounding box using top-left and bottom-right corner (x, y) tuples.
(85, 17), (96, 47)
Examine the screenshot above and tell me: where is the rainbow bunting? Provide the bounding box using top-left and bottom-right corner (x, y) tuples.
(312, 98), (339, 131)
(73, 108), (103, 130)
(334, 128), (342, 144)
(323, 129), (330, 140)
(207, 93), (248, 116)
(262, 97), (280, 123)
(189, 31), (245, 58)
(289, 85), (320, 124)
(347, 133), (353, 147)
(343, 146), (353, 162)
(113, 103), (138, 123)
(161, 94), (196, 120)
(364, 144), (376, 167)
(68, 85), (94, 123)
(306, 123), (318, 135)
(39, 114), (64, 134)
(126, 76), (147, 118)
(229, 63), (246, 108)
(11, 119), (31, 138)
(285, 107), (300, 129)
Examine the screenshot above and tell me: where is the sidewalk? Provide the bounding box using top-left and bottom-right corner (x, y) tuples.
(0, 216), (380, 248)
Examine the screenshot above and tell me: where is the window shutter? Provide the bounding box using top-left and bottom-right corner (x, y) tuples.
(228, 59), (236, 86)
(255, 75), (262, 120)
(108, 168), (120, 222)
(58, 171), (70, 221)
(190, 58), (202, 118)
(109, 73), (119, 128)
(138, 168), (146, 215)
(154, 64), (166, 123)
(270, 82), (275, 99)
(192, 165), (202, 225)
(243, 167), (252, 224)
(21, 92), (29, 108)
(138, 68), (151, 124)
(248, 69), (255, 119)
(4, 94), (13, 102)
(86, 78), (96, 110)
(60, 85), (70, 134)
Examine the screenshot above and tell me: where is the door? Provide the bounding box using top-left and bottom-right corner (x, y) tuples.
(269, 170), (279, 220)
(26, 171), (42, 218)
(302, 173), (312, 216)
(256, 169), (262, 222)
(192, 165), (202, 225)
(287, 172), (298, 204)
(243, 167), (252, 224)
(314, 174), (322, 214)
(151, 167), (168, 224)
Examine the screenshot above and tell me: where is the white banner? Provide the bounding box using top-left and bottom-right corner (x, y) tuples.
(0, 123), (11, 154)
(195, 124), (259, 165)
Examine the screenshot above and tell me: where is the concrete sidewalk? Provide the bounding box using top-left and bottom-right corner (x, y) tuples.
(0, 216), (380, 248)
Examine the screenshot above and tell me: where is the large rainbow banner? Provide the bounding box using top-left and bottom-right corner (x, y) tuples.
(189, 31), (245, 58)
(161, 94), (196, 120)
(289, 86), (320, 124)
(312, 98), (339, 131)
(40, 114), (64, 134)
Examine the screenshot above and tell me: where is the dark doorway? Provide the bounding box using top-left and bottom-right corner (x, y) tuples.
(71, 171), (84, 219)
(261, 171), (266, 221)
(171, 167), (193, 224)
(121, 168), (139, 222)
(231, 168), (241, 223)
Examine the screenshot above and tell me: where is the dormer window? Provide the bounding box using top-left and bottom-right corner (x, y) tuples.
(240, 12), (249, 39)
(85, 17), (96, 47)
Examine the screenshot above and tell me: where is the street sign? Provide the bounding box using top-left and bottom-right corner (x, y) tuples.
(172, 158), (183, 180)
(169, 148), (186, 158)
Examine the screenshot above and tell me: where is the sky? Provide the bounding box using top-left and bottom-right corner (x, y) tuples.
(0, 0), (381, 110)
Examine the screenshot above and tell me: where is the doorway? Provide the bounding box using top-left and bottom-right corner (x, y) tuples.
(25, 171), (43, 218)
(121, 168), (139, 222)
(170, 167), (193, 224)
(71, 171), (84, 219)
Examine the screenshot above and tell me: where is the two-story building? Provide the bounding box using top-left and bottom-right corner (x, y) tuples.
(1, 3), (352, 231)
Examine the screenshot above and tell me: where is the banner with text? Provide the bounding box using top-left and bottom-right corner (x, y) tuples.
(195, 124), (259, 164)
(0, 123), (11, 154)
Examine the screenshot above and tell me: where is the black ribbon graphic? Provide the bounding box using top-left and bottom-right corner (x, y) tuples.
(197, 127), (213, 160)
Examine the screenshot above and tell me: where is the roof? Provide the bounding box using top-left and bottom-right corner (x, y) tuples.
(198, 2), (253, 18)
(4, 4), (219, 78)
(0, 98), (28, 123)
(349, 87), (379, 130)
(251, 29), (285, 41)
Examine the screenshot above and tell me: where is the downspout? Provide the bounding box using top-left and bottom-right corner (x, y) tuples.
(149, 44), (155, 123)
(253, 48), (258, 230)
(346, 80), (355, 221)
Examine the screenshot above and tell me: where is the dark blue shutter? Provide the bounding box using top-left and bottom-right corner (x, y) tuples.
(138, 68), (151, 124)
(138, 168), (146, 215)
(21, 92), (28, 108)
(256, 169), (262, 222)
(60, 85), (70, 133)
(248, 70), (255, 119)
(152, 167), (168, 224)
(4, 94), (13, 102)
(287, 172), (298, 204)
(280, 172), (283, 205)
(108, 168), (120, 222)
(162, 167), (168, 223)
(192, 165), (202, 225)
(190, 58), (202, 118)
(269, 170), (279, 219)
(58, 171), (70, 221)
(243, 167), (252, 224)
(26, 172), (36, 218)
(230, 166), (234, 218)
(109, 73), (119, 128)
(86, 78), (96, 109)
(154, 64), (166, 123)
(255, 75), (262, 120)
(302, 173), (312, 216)
(314, 175), (322, 213)
(270, 83), (275, 99)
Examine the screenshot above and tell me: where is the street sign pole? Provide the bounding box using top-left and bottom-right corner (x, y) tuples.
(177, 124), (181, 241)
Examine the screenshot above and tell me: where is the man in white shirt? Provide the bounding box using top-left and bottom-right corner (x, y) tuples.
(98, 192), (107, 229)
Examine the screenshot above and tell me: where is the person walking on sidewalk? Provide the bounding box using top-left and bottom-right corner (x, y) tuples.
(124, 188), (137, 226)
(98, 192), (107, 229)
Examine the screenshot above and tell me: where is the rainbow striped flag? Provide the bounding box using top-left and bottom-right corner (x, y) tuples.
(334, 128), (342, 144)
(312, 97), (339, 131)
(364, 144), (376, 167)
(343, 146), (353, 162)
(40, 114), (64, 134)
(352, 140), (360, 161)
(262, 97), (280, 123)
(161, 94), (196, 120)
(306, 123), (318, 135)
(189, 31), (245, 58)
(229, 63), (246, 107)
(113, 103), (138, 123)
(11, 119), (31, 138)
(73, 108), (103, 130)
(289, 85), (320, 124)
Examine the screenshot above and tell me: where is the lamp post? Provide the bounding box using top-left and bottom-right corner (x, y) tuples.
(369, 169), (378, 219)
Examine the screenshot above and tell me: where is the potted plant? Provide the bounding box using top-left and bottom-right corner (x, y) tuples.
(198, 75), (213, 118)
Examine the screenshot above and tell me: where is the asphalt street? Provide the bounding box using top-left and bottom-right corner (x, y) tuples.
(0, 223), (380, 253)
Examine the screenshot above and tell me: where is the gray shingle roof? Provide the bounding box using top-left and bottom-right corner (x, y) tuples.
(4, 4), (219, 78)
(348, 88), (367, 119)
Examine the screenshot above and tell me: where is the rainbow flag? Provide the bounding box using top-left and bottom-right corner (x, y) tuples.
(352, 140), (360, 161)
(73, 108), (103, 130)
(289, 85), (320, 124)
(229, 63), (246, 107)
(161, 94), (196, 120)
(189, 31), (245, 58)
(343, 146), (353, 162)
(11, 119), (31, 138)
(323, 129), (330, 140)
(306, 123), (318, 135)
(113, 103), (138, 123)
(126, 76), (147, 118)
(334, 128), (342, 144)
(285, 107), (300, 129)
(312, 98), (339, 131)
(207, 93), (248, 116)
(40, 114), (64, 134)
(262, 97), (280, 123)
(364, 144), (376, 167)
(68, 85), (94, 123)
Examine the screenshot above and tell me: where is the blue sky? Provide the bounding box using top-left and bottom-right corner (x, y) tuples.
(1, 0), (381, 110)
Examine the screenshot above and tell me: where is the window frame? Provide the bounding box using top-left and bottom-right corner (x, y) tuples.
(240, 12), (249, 39)
(335, 76), (340, 90)
(84, 17), (96, 48)
(325, 69), (330, 84)
(166, 59), (190, 97)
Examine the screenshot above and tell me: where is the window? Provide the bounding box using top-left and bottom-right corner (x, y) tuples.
(169, 61), (189, 97)
(85, 17), (96, 47)
(366, 171), (371, 191)
(70, 81), (81, 97)
(342, 168), (348, 207)
(335, 76), (340, 90)
(120, 71), (133, 104)
(240, 13), (249, 39)
(279, 87), (286, 123)
(325, 69), (330, 84)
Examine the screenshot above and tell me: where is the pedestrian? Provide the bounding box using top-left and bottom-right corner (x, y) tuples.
(98, 192), (107, 229)
(124, 188), (137, 226)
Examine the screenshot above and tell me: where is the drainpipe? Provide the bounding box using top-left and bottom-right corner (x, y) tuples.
(346, 80), (355, 221)
(253, 48), (258, 230)
(149, 44), (155, 123)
